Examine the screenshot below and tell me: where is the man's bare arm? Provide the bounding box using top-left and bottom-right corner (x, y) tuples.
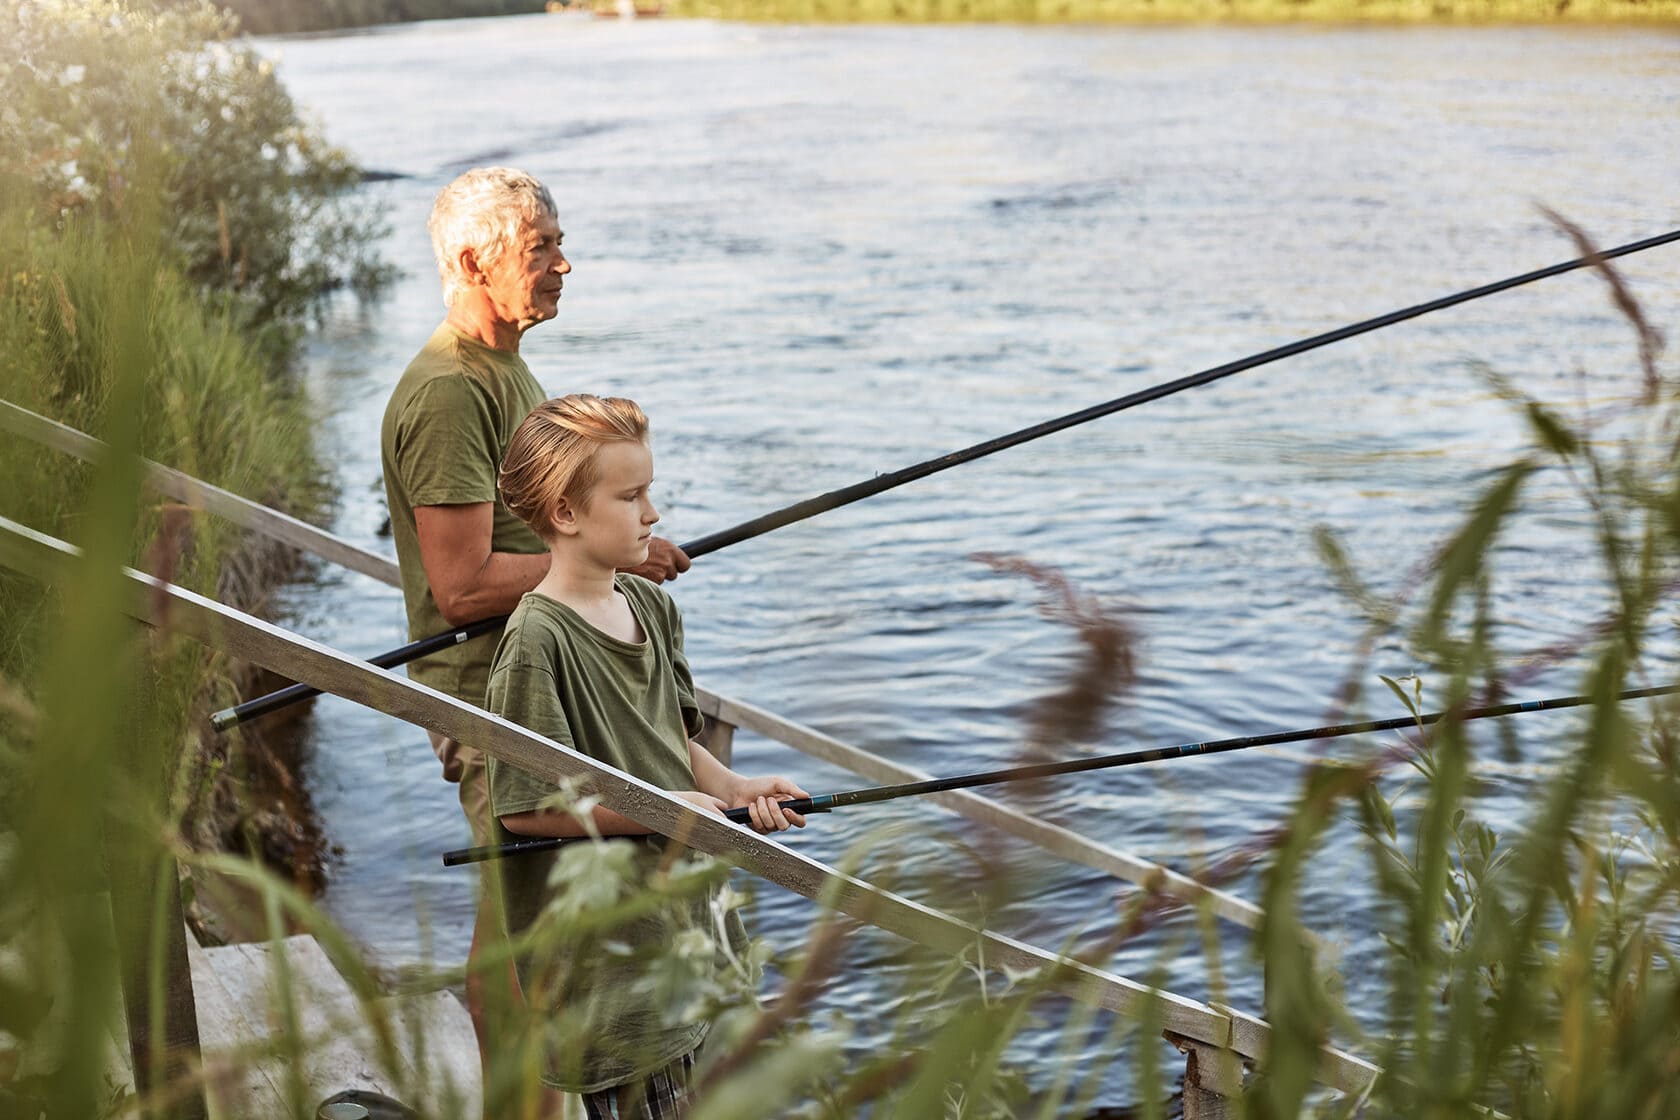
(415, 503), (692, 626)
(415, 502), (550, 626)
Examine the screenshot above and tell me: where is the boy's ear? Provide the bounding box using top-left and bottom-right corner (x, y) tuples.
(548, 497), (580, 537)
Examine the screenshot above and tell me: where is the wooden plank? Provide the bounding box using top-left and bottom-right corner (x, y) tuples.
(0, 400), (400, 586)
(107, 663), (208, 1120)
(184, 933), (289, 1118)
(188, 932), (483, 1119)
(373, 989), (481, 1117)
(694, 689), (1291, 941)
(209, 936), (418, 1112)
(1207, 1002), (1379, 1097)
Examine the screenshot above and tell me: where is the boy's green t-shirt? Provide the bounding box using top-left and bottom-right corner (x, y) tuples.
(485, 575), (718, 1093)
(379, 322), (548, 704)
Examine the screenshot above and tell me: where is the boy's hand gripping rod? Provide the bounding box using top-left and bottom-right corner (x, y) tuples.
(212, 228), (1680, 734)
(440, 682), (1680, 866)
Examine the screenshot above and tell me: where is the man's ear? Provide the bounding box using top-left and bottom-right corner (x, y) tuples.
(457, 245), (486, 286)
(548, 497), (580, 538)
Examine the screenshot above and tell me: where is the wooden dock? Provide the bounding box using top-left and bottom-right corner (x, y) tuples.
(179, 932), (479, 1119)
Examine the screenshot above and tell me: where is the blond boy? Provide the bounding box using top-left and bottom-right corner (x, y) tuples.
(487, 394), (805, 1118)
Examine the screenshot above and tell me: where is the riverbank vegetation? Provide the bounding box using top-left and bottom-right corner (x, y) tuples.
(1, 8), (386, 1105)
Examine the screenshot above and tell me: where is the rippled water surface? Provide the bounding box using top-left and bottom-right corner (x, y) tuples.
(263, 18), (1680, 1107)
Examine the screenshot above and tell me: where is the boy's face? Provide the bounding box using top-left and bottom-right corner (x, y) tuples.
(568, 440), (658, 569)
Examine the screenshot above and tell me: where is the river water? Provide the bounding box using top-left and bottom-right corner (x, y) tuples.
(260, 17), (1680, 1109)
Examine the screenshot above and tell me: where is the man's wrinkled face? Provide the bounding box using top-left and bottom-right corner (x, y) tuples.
(483, 209), (569, 329)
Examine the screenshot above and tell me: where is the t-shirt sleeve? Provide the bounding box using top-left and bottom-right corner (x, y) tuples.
(485, 661), (575, 817)
(662, 592), (705, 740)
(393, 376), (500, 508)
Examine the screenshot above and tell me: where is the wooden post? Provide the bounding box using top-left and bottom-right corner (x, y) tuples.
(1164, 1030), (1246, 1120)
(695, 714), (735, 767)
(109, 864), (205, 1120)
(107, 639), (207, 1120)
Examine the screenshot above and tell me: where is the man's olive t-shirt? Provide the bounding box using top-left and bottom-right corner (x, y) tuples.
(379, 322), (547, 705)
(485, 576), (712, 1093)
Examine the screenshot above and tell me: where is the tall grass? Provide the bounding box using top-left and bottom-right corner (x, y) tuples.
(0, 4), (368, 1113)
(0, 195), (337, 1118)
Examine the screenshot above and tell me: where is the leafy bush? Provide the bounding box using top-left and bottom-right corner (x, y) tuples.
(0, 0), (388, 332)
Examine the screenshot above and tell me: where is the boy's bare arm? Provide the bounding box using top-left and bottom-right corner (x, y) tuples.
(500, 789), (728, 839)
(688, 741), (810, 833)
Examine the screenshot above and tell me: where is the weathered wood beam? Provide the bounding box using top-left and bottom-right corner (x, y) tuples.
(0, 400), (400, 586)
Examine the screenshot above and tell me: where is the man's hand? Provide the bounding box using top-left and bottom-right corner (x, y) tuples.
(728, 775), (810, 833)
(623, 537), (691, 584)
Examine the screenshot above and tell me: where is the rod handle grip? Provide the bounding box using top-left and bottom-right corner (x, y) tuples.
(722, 794), (831, 824)
(443, 796), (833, 866)
(443, 835), (570, 866)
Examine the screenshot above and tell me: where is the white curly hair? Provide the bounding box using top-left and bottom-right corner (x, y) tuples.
(427, 166), (558, 308)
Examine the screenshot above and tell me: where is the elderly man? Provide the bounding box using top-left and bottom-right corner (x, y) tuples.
(380, 166), (687, 1108)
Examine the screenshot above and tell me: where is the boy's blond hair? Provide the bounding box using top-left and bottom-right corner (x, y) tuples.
(499, 395), (649, 536)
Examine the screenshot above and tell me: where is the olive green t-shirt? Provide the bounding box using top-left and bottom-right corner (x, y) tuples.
(485, 575), (716, 1093)
(379, 322), (548, 705)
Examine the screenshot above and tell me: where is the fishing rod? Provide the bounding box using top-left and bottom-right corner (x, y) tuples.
(440, 682), (1680, 866)
(212, 227), (1680, 734)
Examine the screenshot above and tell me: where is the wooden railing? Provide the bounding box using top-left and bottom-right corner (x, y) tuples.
(0, 400), (1382, 1107)
(0, 400), (1275, 938)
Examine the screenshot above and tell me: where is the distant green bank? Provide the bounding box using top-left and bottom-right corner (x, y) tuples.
(214, 0), (544, 34)
(665, 0), (1677, 21)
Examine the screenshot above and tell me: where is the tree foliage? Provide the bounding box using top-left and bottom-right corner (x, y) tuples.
(0, 0), (388, 331)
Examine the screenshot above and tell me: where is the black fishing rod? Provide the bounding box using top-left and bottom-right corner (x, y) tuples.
(212, 228), (1680, 734)
(440, 682), (1680, 866)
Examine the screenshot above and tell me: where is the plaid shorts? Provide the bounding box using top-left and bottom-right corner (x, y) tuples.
(581, 1049), (699, 1120)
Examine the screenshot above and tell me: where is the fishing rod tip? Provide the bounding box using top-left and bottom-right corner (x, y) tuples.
(209, 708), (239, 733)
